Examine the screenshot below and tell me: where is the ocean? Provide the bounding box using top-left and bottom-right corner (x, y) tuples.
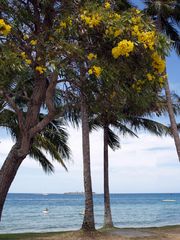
(1, 193), (180, 233)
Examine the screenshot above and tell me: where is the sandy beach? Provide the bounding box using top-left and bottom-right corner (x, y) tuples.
(1, 226), (180, 240)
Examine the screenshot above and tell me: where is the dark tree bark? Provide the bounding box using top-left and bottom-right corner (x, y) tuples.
(81, 96), (95, 231)
(0, 143), (27, 220)
(103, 125), (113, 228)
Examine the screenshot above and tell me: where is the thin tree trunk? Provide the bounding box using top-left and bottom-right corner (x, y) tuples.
(164, 77), (180, 160)
(157, 16), (180, 161)
(0, 143), (25, 220)
(103, 125), (113, 228)
(81, 96), (95, 231)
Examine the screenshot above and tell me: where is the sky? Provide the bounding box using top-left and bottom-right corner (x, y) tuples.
(0, 1), (180, 194)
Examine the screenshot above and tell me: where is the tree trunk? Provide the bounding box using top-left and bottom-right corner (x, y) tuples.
(156, 16), (180, 161)
(81, 96), (95, 231)
(103, 125), (113, 228)
(0, 143), (26, 220)
(164, 77), (180, 160)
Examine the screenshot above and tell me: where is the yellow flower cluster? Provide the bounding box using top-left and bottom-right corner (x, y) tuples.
(105, 2), (111, 9)
(105, 26), (122, 38)
(23, 34), (29, 40)
(146, 73), (155, 81)
(30, 39), (37, 46)
(114, 29), (122, 37)
(88, 65), (102, 77)
(132, 25), (155, 50)
(137, 31), (155, 50)
(60, 21), (67, 28)
(80, 13), (102, 28)
(87, 53), (97, 61)
(112, 40), (134, 58)
(131, 16), (141, 24)
(35, 66), (46, 74)
(20, 52), (32, 65)
(151, 52), (165, 74)
(0, 19), (11, 36)
(131, 25), (139, 36)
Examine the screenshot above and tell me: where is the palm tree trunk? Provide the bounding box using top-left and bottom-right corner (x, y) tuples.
(103, 125), (113, 228)
(156, 16), (180, 161)
(81, 96), (95, 231)
(0, 143), (25, 220)
(164, 77), (180, 160)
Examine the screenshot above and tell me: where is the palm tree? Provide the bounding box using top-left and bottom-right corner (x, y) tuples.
(0, 108), (70, 219)
(91, 109), (170, 228)
(143, 0), (180, 160)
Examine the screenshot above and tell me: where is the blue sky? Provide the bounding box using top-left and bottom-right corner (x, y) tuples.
(0, 1), (180, 194)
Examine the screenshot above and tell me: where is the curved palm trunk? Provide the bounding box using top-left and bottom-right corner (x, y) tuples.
(164, 77), (180, 160)
(156, 16), (180, 161)
(103, 125), (113, 228)
(81, 96), (95, 231)
(0, 143), (25, 220)
(157, 15), (180, 161)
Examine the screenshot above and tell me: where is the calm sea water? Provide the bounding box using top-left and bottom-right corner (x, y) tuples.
(1, 193), (180, 233)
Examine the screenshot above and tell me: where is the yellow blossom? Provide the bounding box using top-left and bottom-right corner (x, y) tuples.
(105, 2), (111, 9)
(30, 39), (37, 46)
(3, 24), (12, 36)
(35, 66), (46, 74)
(136, 9), (141, 14)
(25, 59), (32, 65)
(88, 65), (102, 77)
(60, 21), (67, 28)
(151, 52), (165, 74)
(146, 73), (154, 81)
(131, 16), (141, 24)
(23, 34), (29, 40)
(87, 53), (97, 61)
(112, 40), (134, 58)
(81, 13), (102, 28)
(20, 52), (26, 59)
(137, 31), (155, 50)
(0, 19), (11, 36)
(131, 25), (139, 36)
(113, 13), (121, 20)
(88, 69), (93, 75)
(0, 19), (5, 26)
(114, 29), (122, 37)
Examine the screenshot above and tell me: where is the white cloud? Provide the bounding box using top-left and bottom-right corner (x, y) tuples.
(0, 125), (180, 193)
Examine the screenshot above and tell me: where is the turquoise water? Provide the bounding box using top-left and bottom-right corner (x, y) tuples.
(1, 193), (180, 233)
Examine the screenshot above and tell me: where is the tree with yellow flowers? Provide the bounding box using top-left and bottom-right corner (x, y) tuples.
(0, 0), (169, 232)
(58, 1), (169, 230)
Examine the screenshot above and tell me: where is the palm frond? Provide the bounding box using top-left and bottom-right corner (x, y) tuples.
(111, 121), (138, 137)
(107, 127), (120, 150)
(128, 117), (170, 136)
(29, 146), (54, 174)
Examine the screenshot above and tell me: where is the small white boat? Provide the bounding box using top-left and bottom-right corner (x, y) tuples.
(79, 211), (84, 215)
(162, 199), (176, 202)
(42, 208), (49, 214)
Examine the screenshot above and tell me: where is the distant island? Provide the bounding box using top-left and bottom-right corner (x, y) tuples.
(64, 192), (96, 195)
(64, 192), (84, 195)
